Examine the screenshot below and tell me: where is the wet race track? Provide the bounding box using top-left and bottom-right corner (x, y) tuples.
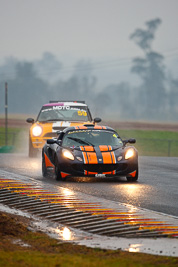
(0, 153), (178, 217)
(1, 153), (178, 255)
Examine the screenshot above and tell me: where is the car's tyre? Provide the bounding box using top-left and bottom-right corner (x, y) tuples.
(126, 168), (138, 182)
(42, 152), (48, 178)
(29, 138), (38, 158)
(54, 157), (65, 181)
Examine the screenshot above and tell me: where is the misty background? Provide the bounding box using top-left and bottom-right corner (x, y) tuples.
(0, 10), (178, 122)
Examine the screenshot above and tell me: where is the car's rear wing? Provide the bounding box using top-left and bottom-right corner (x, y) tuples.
(49, 100), (85, 104)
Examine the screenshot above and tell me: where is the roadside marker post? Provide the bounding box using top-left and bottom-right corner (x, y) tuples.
(0, 82), (14, 153)
(5, 82), (8, 146)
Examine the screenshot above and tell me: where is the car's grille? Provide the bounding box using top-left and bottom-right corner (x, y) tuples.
(72, 164), (127, 173)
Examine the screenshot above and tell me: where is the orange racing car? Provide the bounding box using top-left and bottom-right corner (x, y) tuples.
(26, 101), (101, 157)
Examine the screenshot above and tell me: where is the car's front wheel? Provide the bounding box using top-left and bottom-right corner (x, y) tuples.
(54, 157), (65, 181)
(126, 168), (138, 182)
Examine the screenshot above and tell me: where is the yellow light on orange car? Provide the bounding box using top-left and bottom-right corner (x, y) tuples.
(125, 148), (135, 160)
(32, 125), (43, 137)
(62, 149), (74, 160)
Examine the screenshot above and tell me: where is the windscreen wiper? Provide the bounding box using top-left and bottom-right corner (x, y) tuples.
(67, 137), (94, 146)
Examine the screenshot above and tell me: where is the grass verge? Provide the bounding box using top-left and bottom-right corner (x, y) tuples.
(0, 128), (22, 147)
(0, 127), (28, 153)
(117, 129), (178, 157)
(0, 211), (178, 267)
(1, 126), (178, 156)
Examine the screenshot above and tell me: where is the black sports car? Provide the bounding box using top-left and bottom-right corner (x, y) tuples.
(42, 125), (138, 182)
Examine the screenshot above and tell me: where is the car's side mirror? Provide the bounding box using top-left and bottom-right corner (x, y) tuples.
(94, 117), (102, 124)
(123, 138), (136, 145)
(26, 118), (34, 124)
(47, 139), (56, 145)
(128, 138), (136, 144)
(47, 139), (62, 146)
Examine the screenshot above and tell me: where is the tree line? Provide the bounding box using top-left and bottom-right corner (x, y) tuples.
(0, 18), (178, 122)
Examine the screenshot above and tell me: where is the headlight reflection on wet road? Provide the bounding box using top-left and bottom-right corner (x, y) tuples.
(62, 227), (72, 240)
(60, 187), (75, 197)
(55, 227), (73, 241)
(127, 244), (143, 253)
(122, 184), (140, 196)
(111, 183), (154, 208)
(119, 183), (153, 198)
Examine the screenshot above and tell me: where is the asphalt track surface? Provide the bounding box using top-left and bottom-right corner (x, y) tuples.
(0, 154), (177, 217)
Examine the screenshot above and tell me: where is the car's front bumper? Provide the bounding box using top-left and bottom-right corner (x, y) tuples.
(58, 159), (138, 179)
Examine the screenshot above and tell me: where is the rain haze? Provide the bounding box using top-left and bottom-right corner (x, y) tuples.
(0, 0), (178, 121)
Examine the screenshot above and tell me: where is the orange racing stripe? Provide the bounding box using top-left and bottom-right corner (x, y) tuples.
(82, 152), (88, 164)
(99, 146), (116, 164)
(80, 146), (98, 164)
(77, 126), (88, 129)
(94, 126), (103, 129)
(87, 152), (98, 164)
(80, 146), (94, 152)
(99, 145), (109, 151)
(84, 146), (95, 151)
(111, 151), (116, 163)
(102, 152), (112, 164)
(86, 171), (98, 175)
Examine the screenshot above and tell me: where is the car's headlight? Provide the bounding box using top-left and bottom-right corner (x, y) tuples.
(125, 148), (135, 159)
(62, 149), (74, 160)
(32, 125), (42, 137)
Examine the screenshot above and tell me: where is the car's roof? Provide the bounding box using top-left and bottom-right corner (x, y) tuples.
(43, 102), (87, 107)
(63, 125), (116, 133)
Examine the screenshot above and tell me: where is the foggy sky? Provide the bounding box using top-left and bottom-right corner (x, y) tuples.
(0, 0), (178, 60)
(0, 0), (178, 87)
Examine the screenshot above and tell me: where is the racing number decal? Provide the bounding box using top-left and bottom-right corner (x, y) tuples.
(78, 111), (87, 116)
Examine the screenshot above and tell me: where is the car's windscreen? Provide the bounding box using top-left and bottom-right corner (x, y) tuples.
(37, 105), (90, 122)
(62, 130), (123, 147)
